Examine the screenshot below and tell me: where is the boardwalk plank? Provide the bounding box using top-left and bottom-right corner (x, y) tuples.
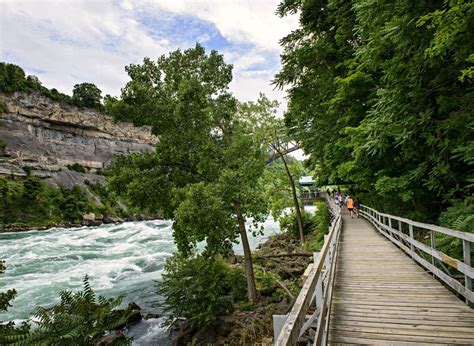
(328, 212), (474, 344)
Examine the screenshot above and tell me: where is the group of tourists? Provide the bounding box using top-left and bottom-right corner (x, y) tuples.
(332, 190), (360, 219)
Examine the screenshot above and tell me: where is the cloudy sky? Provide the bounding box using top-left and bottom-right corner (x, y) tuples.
(0, 0), (298, 114)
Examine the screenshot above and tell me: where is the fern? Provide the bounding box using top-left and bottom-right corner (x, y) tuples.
(1, 276), (134, 345)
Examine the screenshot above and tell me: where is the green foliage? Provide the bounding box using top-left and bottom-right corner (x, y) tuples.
(72, 82), (103, 109)
(280, 210), (316, 237)
(263, 158), (306, 220)
(67, 162), (87, 173)
(0, 261), (16, 313)
(0, 62), (109, 111)
(0, 62), (72, 103)
(276, 0), (474, 222)
(0, 139), (6, 151)
(437, 196), (474, 263)
(2, 276), (133, 345)
(254, 267), (278, 293)
(59, 185), (89, 222)
(158, 255), (246, 328)
(0, 99), (5, 113)
(0, 177), (92, 227)
(0, 63), (29, 93)
(85, 181), (130, 219)
(106, 44), (269, 258)
(0, 261), (30, 343)
(0, 176), (128, 228)
(304, 202), (330, 251)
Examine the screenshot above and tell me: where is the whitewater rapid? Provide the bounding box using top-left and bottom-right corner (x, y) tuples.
(0, 217), (280, 344)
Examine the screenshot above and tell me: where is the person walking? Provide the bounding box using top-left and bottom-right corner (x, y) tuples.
(346, 195), (355, 218)
(354, 198), (360, 218)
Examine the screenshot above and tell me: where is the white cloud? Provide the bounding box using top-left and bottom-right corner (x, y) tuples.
(135, 0), (298, 52)
(0, 0), (297, 113)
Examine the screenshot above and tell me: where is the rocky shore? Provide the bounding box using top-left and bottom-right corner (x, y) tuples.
(170, 231), (314, 345)
(0, 213), (162, 233)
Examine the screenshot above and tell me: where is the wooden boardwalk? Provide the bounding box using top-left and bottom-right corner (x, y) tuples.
(328, 212), (474, 345)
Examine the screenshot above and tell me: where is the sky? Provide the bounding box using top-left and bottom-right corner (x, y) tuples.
(0, 0), (299, 115)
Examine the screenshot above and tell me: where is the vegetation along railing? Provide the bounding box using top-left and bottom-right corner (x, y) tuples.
(359, 204), (474, 306)
(274, 194), (342, 345)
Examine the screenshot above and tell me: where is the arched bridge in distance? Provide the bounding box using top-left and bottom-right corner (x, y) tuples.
(273, 194), (474, 345)
(266, 142), (300, 164)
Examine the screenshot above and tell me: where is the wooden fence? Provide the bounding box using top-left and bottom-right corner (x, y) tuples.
(359, 204), (473, 305)
(274, 194), (342, 345)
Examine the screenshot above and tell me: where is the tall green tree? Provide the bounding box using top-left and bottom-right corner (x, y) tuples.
(107, 44), (268, 302)
(276, 0), (473, 222)
(240, 94), (306, 243)
(72, 82), (102, 108)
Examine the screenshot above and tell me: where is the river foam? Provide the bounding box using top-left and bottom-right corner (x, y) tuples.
(0, 216), (280, 339)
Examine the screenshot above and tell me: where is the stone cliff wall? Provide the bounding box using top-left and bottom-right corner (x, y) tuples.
(0, 91), (157, 188)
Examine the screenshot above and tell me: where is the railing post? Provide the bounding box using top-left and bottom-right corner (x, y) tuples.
(409, 224), (414, 258)
(431, 231), (436, 269)
(463, 240), (473, 307)
(388, 217), (392, 238)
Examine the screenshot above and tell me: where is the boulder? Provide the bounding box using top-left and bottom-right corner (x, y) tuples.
(126, 302), (142, 325)
(82, 212), (96, 222)
(96, 331), (126, 346)
(103, 214), (123, 224)
(143, 313), (161, 320)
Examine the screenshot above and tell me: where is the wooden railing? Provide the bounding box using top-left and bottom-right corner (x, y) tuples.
(274, 194), (342, 345)
(359, 204), (474, 305)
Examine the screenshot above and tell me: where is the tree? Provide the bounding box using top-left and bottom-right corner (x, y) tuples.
(240, 94), (306, 243)
(275, 0), (474, 223)
(72, 82), (102, 108)
(263, 158), (306, 221)
(0, 62), (29, 93)
(107, 44), (268, 303)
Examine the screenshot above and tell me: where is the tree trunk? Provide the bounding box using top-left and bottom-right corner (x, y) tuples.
(234, 199), (258, 303)
(277, 149), (305, 243)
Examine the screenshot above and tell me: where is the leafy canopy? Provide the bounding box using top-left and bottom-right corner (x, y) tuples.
(107, 44), (268, 257)
(72, 82), (103, 109)
(276, 0), (474, 223)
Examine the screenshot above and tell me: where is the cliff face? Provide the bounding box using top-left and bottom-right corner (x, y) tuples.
(0, 91), (157, 188)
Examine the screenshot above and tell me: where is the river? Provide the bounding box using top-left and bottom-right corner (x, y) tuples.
(0, 217), (280, 344)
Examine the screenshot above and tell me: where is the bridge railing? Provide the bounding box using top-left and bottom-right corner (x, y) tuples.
(359, 204), (473, 305)
(274, 194), (342, 345)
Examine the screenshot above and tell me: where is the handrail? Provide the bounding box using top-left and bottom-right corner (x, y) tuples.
(362, 204), (474, 242)
(275, 194), (342, 345)
(359, 204), (473, 305)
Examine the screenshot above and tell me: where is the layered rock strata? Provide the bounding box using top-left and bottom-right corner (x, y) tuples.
(0, 91), (157, 188)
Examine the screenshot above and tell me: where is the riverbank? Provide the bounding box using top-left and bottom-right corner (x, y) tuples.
(170, 231), (317, 345)
(0, 214), (160, 233)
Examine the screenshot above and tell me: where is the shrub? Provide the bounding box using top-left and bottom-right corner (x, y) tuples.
(279, 210), (316, 237)
(0, 139), (6, 151)
(67, 162), (87, 173)
(303, 203), (330, 251)
(437, 196), (474, 262)
(0, 99), (5, 113)
(313, 202), (330, 233)
(158, 255), (246, 328)
(0, 63), (29, 93)
(0, 261), (16, 313)
(72, 82), (102, 109)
